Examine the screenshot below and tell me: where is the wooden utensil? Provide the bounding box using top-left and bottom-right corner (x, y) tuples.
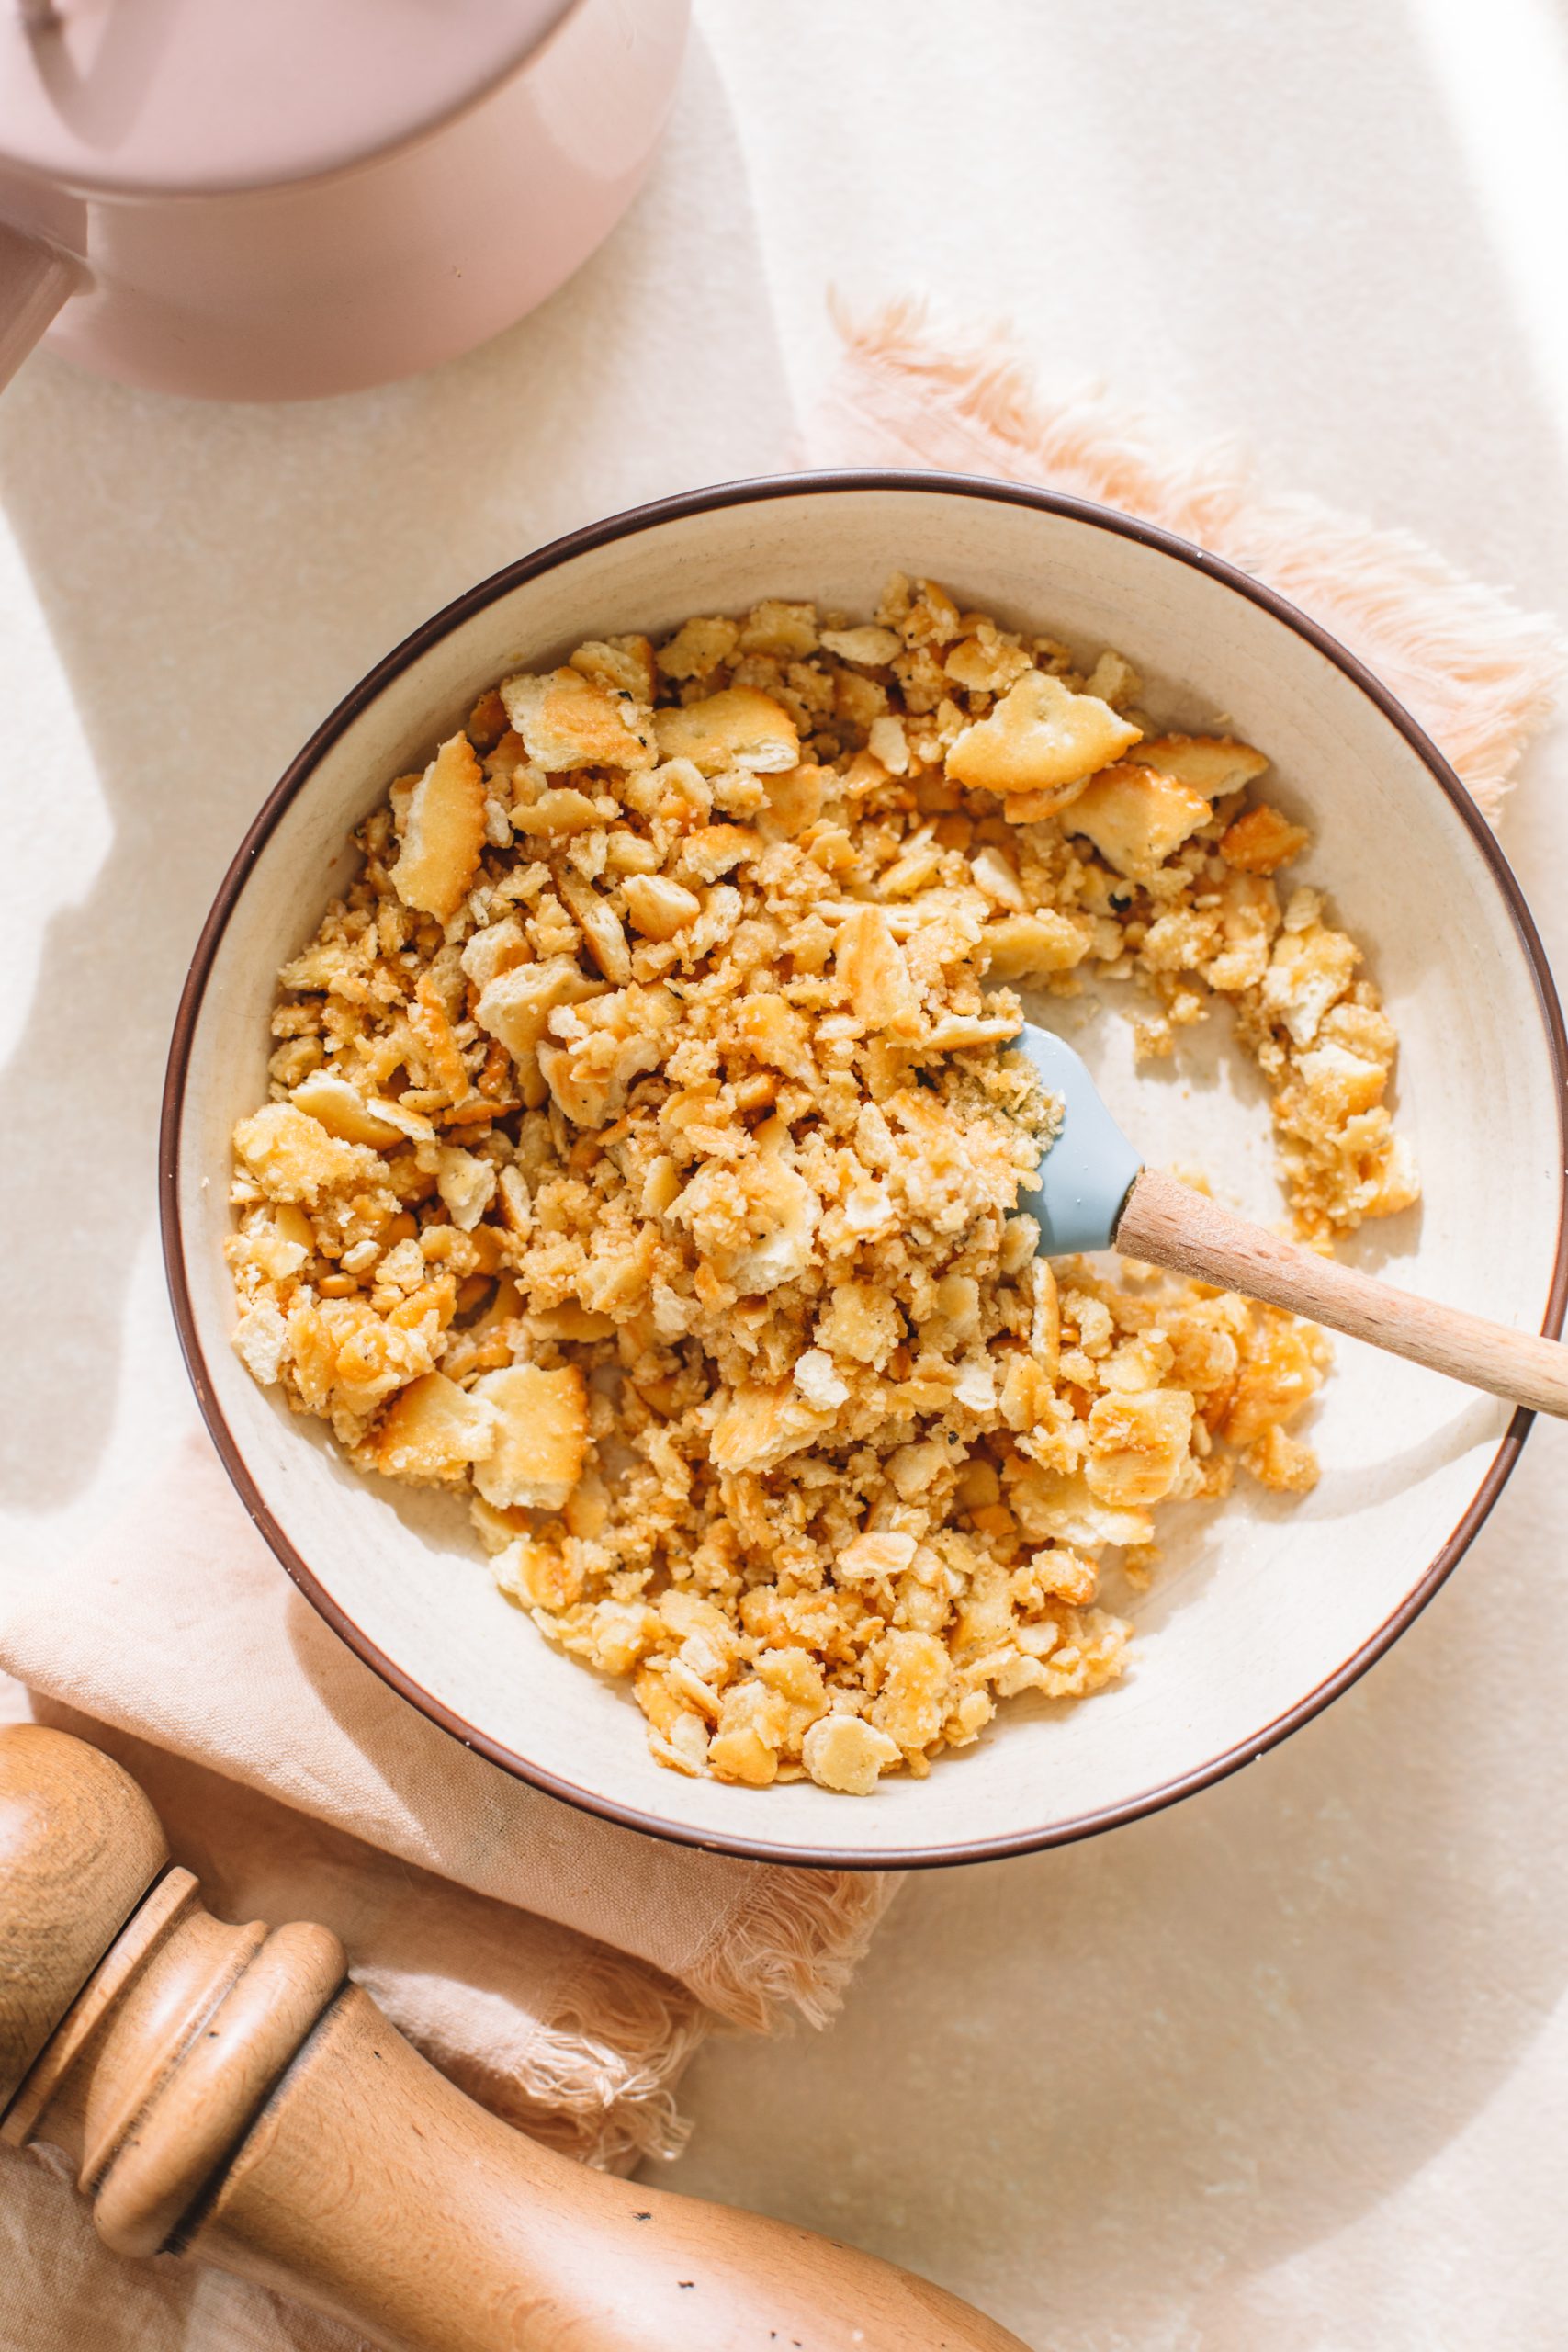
(1018, 1023), (1568, 1418)
(0, 1724), (1023, 2352)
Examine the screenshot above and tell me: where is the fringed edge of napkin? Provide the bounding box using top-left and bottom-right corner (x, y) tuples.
(812, 299), (1567, 820)
(487, 1945), (708, 2168)
(683, 1862), (902, 2033)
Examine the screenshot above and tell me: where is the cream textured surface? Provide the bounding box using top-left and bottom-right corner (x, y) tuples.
(3, 3), (1568, 2346)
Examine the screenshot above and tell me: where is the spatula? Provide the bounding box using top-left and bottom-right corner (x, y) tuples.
(1014, 1023), (1568, 1419)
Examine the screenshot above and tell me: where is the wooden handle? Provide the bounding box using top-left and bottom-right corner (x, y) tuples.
(0, 218), (76, 392)
(1115, 1167), (1568, 1419)
(0, 1725), (1023, 2352)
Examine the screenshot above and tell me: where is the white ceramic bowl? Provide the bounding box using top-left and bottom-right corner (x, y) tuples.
(163, 473), (1567, 1870)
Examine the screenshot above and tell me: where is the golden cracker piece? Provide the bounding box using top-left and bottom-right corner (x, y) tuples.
(373, 1371), (496, 1486)
(655, 615), (740, 680)
(474, 957), (604, 1071)
(736, 599), (818, 659)
(1084, 1389), (1197, 1507)
(1065, 762), (1213, 882)
(834, 904), (923, 1037)
(1219, 802), (1311, 875)
(471, 1363), (589, 1510)
(568, 634), (657, 702)
(392, 733), (487, 921)
(709, 1379), (833, 1474)
(501, 665), (656, 773)
(652, 685), (800, 776)
(288, 1072), (406, 1148)
(623, 873), (701, 941)
(946, 669), (1142, 808)
(512, 786), (603, 839)
(819, 624), (902, 667)
(802, 1713), (901, 1796)
(1127, 732), (1268, 797)
(981, 910), (1089, 979)
(233, 1102), (386, 1205)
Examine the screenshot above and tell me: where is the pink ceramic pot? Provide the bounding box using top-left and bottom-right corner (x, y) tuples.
(0, 0), (690, 401)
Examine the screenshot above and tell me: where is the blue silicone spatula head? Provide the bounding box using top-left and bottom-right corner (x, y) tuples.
(1012, 1022), (1144, 1256)
(1006, 1024), (1568, 1422)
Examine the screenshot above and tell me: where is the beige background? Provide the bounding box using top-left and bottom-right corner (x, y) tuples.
(3, 3), (1567, 2345)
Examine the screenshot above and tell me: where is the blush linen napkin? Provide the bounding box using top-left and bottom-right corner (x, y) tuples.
(1, 307), (1562, 2352)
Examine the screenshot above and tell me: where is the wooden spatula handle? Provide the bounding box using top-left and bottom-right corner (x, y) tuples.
(0, 1724), (1022, 2352)
(1115, 1167), (1568, 1419)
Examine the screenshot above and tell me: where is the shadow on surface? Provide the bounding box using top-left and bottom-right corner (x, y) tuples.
(0, 28), (791, 1515)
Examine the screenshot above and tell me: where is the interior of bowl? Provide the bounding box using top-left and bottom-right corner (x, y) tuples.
(166, 475), (1566, 1868)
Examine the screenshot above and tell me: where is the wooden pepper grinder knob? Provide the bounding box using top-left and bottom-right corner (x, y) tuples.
(0, 1724), (1024, 2352)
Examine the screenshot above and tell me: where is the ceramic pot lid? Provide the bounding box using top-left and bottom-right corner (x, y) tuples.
(0, 0), (577, 198)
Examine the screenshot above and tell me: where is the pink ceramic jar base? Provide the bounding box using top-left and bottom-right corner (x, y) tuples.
(29, 0), (689, 403)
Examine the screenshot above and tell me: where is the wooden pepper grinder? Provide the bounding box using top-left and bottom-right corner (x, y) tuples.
(0, 1725), (1024, 2351)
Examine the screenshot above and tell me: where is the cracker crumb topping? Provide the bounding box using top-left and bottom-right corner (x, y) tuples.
(228, 577), (1416, 1794)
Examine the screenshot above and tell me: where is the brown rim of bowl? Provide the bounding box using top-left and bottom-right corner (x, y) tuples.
(160, 467), (1568, 1874)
